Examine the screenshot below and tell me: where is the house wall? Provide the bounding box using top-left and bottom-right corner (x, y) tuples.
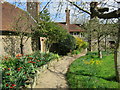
(91, 37), (116, 52)
(0, 35), (32, 56)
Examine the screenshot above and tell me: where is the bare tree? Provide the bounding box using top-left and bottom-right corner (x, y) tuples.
(12, 14), (31, 55)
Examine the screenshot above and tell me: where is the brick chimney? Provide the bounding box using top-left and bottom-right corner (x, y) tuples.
(65, 8), (70, 32)
(27, 1), (40, 23)
(27, 1), (40, 51)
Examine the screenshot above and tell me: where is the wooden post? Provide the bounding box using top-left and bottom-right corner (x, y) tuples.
(40, 37), (46, 53)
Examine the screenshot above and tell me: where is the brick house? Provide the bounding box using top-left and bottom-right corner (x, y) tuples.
(57, 8), (85, 38)
(0, 2), (33, 56)
(0, 2), (85, 56)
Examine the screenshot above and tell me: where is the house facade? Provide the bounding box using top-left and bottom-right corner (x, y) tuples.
(57, 8), (85, 38)
(0, 2), (33, 56)
(0, 1), (85, 56)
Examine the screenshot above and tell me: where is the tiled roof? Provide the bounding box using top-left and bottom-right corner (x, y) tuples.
(1, 2), (32, 32)
(57, 22), (84, 32)
(1, 2), (84, 33)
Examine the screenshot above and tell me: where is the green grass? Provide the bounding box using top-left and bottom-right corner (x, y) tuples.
(66, 52), (119, 88)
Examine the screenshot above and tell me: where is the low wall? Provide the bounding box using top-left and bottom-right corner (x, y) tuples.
(0, 35), (32, 56)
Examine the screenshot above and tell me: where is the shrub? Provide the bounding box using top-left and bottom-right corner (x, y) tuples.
(71, 50), (81, 55)
(36, 20), (68, 51)
(50, 34), (76, 55)
(74, 36), (88, 51)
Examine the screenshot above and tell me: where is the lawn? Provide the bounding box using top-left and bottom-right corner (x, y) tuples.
(66, 52), (119, 88)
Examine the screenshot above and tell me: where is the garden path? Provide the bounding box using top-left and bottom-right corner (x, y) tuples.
(34, 51), (86, 88)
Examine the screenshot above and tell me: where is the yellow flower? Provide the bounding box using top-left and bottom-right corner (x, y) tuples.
(84, 61), (90, 64)
(95, 60), (102, 64)
(90, 61), (95, 64)
(96, 62), (99, 64)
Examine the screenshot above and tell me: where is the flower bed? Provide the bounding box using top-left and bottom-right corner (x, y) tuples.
(1, 51), (59, 89)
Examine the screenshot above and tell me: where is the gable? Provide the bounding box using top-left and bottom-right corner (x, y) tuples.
(57, 22), (84, 32)
(1, 2), (32, 33)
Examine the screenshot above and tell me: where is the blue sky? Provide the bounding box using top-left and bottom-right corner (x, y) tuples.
(4, 0), (91, 23)
(4, 0), (119, 24)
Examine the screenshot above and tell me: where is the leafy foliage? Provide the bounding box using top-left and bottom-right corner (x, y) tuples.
(39, 9), (51, 21)
(1, 52), (59, 89)
(74, 36), (88, 51)
(71, 50), (81, 55)
(50, 34), (76, 55)
(83, 18), (118, 58)
(34, 9), (68, 51)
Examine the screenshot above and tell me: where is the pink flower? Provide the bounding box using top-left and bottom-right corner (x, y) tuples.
(17, 68), (21, 71)
(16, 54), (22, 57)
(6, 84), (9, 87)
(11, 84), (16, 87)
(32, 62), (36, 63)
(37, 60), (40, 62)
(4, 56), (8, 59)
(6, 73), (10, 75)
(8, 68), (11, 70)
(28, 61), (32, 63)
(28, 57), (33, 59)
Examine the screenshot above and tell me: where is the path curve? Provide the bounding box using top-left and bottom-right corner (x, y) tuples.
(34, 52), (86, 88)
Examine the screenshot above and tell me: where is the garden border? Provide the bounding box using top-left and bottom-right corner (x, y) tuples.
(23, 49), (87, 89)
(24, 57), (62, 88)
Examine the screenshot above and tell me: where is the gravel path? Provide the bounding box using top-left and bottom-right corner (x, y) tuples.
(34, 51), (86, 88)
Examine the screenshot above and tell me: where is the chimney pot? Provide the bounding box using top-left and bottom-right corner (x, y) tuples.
(65, 8), (70, 32)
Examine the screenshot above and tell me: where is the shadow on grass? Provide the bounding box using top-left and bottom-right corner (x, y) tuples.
(68, 71), (117, 82)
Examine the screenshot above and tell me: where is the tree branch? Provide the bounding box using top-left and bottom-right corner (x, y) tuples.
(40, 0), (51, 13)
(66, 0), (91, 15)
(67, 0), (120, 19)
(91, 8), (120, 19)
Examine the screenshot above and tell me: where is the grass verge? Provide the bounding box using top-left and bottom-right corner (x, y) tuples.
(66, 52), (119, 88)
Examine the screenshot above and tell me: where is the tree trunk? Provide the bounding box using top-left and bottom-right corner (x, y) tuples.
(105, 35), (107, 52)
(20, 37), (24, 55)
(88, 16), (93, 52)
(116, 40), (120, 82)
(88, 34), (92, 51)
(98, 35), (102, 58)
(31, 36), (40, 51)
(114, 18), (120, 82)
(114, 49), (119, 82)
(98, 39), (100, 58)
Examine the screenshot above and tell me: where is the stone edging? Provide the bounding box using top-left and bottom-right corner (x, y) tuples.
(24, 57), (62, 88)
(24, 49), (87, 88)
